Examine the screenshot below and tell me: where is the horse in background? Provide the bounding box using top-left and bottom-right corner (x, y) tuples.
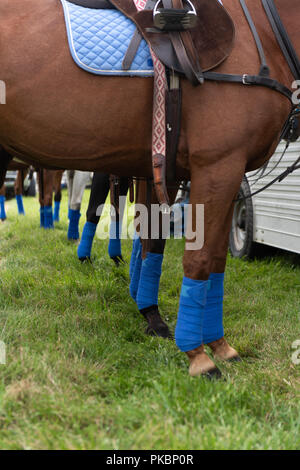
(0, 160), (32, 220)
(77, 173), (129, 266)
(66, 171), (130, 266)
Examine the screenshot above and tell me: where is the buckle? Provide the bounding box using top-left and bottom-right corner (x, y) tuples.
(153, 0), (198, 31)
(242, 74), (250, 85)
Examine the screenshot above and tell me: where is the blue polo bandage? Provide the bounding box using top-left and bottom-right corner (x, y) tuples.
(68, 209), (81, 240)
(175, 277), (209, 352)
(129, 234), (140, 279)
(77, 221), (97, 259)
(44, 206), (54, 229)
(0, 195), (6, 220)
(53, 201), (60, 222)
(16, 195), (25, 215)
(108, 220), (122, 258)
(136, 253), (163, 310)
(203, 273), (225, 344)
(129, 240), (142, 302)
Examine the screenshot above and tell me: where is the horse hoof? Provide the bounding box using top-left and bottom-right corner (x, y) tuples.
(111, 255), (125, 267)
(140, 306), (172, 339)
(203, 367), (223, 380)
(186, 346), (222, 379)
(145, 324), (173, 339)
(207, 337), (241, 362)
(227, 355), (242, 363)
(79, 256), (92, 263)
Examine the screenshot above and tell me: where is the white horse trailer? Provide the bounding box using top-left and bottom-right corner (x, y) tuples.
(230, 139), (300, 257)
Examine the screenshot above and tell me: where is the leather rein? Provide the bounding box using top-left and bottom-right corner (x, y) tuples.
(228, 0), (300, 201)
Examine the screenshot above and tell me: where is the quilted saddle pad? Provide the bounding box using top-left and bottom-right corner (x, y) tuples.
(60, 0), (154, 76)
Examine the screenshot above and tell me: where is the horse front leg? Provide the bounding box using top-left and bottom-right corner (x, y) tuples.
(175, 156), (245, 378)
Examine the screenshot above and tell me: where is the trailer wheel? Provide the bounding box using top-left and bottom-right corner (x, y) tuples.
(229, 177), (255, 259)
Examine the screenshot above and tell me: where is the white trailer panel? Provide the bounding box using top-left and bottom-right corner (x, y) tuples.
(247, 140), (300, 254)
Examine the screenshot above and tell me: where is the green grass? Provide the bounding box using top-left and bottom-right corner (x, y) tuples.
(0, 190), (299, 450)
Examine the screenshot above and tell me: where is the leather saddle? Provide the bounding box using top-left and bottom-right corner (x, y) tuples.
(68, 0), (235, 79)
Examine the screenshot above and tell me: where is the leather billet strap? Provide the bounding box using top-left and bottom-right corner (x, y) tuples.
(122, 29), (143, 70)
(122, 0), (156, 70)
(162, 0), (204, 85)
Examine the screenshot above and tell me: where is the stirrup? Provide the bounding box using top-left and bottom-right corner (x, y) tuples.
(153, 0), (198, 31)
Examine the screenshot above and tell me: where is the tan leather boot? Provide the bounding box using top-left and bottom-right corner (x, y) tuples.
(186, 345), (222, 379)
(207, 337), (241, 362)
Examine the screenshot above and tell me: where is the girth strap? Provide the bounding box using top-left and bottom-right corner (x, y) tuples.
(203, 72), (293, 102)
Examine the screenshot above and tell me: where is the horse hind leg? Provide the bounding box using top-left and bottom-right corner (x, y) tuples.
(14, 170), (26, 215)
(53, 170), (64, 222)
(129, 181), (178, 339)
(133, 236), (172, 339)
(38, 169), (54, 229)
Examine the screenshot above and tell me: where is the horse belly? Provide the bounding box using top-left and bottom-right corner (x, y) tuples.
(0, 0), (158, 176)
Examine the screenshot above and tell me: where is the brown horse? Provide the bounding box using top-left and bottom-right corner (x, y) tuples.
(37, 169), (64, 228)
(0, 0), (298, 376)
(0, 161), (63, 225)
(0, 160), (29, 219)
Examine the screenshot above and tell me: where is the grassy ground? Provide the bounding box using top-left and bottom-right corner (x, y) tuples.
(0, 190), (299, 450)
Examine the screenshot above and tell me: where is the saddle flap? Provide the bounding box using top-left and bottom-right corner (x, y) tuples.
(110, 0), (235, 74)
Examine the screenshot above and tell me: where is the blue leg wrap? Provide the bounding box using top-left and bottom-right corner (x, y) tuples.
(136, 253), (163, 310)
(129, 234), (140, 280)
(0, 195), (6, 220)
(129, 241), (142, 302)
(108, 220), (122, 259)
(68, 209), (81, 240)
(44, 206), (54, 229)
(53, 201), (60, 222)
(77, 221), (97, 259)
(203, 273), (225, 344)
(16, 195), (25, 215)
(175, 277), (209, 352)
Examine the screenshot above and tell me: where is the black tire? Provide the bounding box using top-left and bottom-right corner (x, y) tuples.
(24, 175), (36, 197)
(229, 176), (256, 259)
